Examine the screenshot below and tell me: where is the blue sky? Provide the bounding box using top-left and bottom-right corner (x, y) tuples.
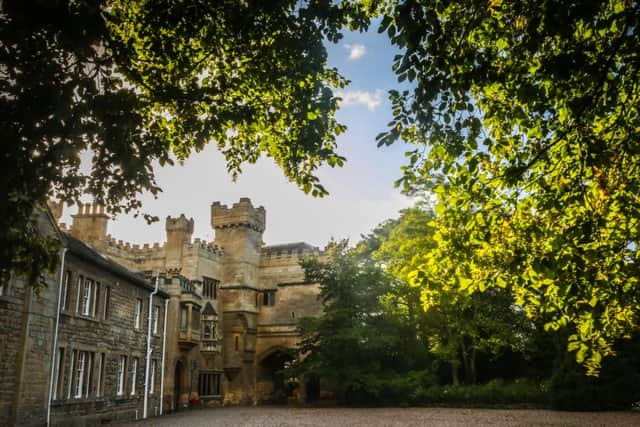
(61, 26), (414, 248)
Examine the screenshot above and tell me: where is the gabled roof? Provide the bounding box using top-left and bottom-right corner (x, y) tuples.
(65, 233), (169, 298)
(202, 302), (217, 316)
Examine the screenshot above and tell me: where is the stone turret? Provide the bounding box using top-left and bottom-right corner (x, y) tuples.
(211, 198), (265, 288)
(165, 214), (194, 269)
(70, 203), (109, 248)
(212, 198), (265, 404)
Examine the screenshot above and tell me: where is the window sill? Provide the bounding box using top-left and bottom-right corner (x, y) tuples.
(0, 294), (19, 304)
(69, 313), (102, 323)
(201, 395), (222, 399)
(52, 397), (100, 405)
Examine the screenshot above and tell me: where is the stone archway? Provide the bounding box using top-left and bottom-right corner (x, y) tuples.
(256, 347), (294, 404)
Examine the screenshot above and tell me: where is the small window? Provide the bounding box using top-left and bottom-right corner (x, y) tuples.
(235, 335), (239, 351)
(263, 290), (276, 306)
(75, 275), (84, 313)
(92, 282), (100, 317)
(96, 353), (105, 397)
(134, 299), (142, 329)
(53, 347), (65, 400)
(80, 279), (93, 316)
(117, 355), (127, 396)
(180, 305), (188, 329)
(192, 309), (200, 330)
(103, 287), (110, 320)
(67, 350), (76, 399)
(131, 357), (138, 395)
(84, 352), (93, 398)
(198, 372), (221, 396)
(61, 271), (71, 310)
(75, 351), (86, 398)
(202, 277), (219, 299)
(149, 360), (157, 395)
(153, 305), (160, 334)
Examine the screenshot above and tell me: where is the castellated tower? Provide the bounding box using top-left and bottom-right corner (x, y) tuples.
(211, 197), (265, 289)
(211, 197), (265, 404)
(165, 214), (194, 269)
(70, 203), (109, 248)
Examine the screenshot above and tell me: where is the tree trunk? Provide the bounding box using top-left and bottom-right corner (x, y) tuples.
(451, 362), (460, 386)
(460, 341), (470, 384)
(469, 347), (477, 384)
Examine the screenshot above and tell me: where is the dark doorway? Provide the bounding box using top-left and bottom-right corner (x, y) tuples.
(174, 360), (184, 411)
(305, 375), (320, 403)
(259, 350), (294, 404)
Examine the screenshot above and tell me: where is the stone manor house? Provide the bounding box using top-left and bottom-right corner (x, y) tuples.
(0, 198), (324, 426)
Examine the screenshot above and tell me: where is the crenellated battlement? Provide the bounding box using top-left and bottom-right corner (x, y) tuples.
(105, 235), (165, 252)
(166, 214), (194, 233)
(211, 197), (265, 232)
(103, 235), (223, 259)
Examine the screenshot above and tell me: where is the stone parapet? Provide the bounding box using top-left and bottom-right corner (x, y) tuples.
(211, 198), (265, 232)
(103, 236), (223, 263)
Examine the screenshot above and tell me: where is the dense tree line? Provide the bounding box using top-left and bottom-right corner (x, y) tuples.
(290, 207), (640, 409)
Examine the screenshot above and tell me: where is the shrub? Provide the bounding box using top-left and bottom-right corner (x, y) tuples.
(550, 338), (640, 411)
(424, 378), (549, 406)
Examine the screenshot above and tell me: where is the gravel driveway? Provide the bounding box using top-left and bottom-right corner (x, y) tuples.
(123, 406), (640, 426)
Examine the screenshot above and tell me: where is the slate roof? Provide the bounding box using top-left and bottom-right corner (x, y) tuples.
(65, 233), (169, 298)
(262, 242), (319, 254)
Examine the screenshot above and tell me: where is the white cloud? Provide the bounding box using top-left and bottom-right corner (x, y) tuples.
(345, 43), (366, 60)
(336, 89), (383, 111)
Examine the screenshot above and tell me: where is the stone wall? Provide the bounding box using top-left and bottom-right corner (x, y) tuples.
(59, 198), (326, 407)
(0, 271), (59, 427)
(0, 211), (65, 426)
(50, 251), (167, 425)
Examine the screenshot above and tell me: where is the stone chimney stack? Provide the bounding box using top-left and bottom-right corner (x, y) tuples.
(70, 203), (109, 248)
(47, 200), (64, 224)
(165, 214), (194, 268)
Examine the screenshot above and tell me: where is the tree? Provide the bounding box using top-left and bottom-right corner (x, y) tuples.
(377, 0), (640, 373)
(1, 0), (372, 288)
(375, 206), (531, 384)
(293, 240), (432, 404)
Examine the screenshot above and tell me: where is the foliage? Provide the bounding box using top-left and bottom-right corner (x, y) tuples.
(375, 206), (533, 384)
(424, 378), (549, 407)
(377, 0), (640, 374)
(550, 335), (640, 411)
(0, 0), (372, 289)
(292, 240), (434, 405)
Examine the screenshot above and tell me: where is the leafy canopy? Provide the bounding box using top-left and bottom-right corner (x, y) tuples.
(293, 240), (432, 404)
(375, 206), (532, 384)
(0, 0), (371, 287)
(377, 0), (640, 374)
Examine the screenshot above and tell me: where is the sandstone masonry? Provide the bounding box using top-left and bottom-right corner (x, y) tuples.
(0, 198), (325, 426)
